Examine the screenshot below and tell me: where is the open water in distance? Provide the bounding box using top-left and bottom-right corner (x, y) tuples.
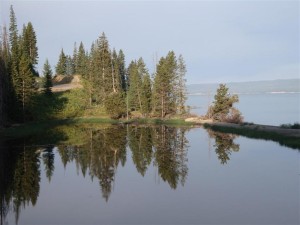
(187, 93), (300, 126)
(0, 125), (299, 225)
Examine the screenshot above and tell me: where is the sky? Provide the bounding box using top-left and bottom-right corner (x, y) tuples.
(0, 0), (299, 84)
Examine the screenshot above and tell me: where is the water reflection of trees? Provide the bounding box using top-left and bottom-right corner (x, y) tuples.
(0, 139), (41, 225)
(208, 131), (240, 164)
(0, 125), (189, 224)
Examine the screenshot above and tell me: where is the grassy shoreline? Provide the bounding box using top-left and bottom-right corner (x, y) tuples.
(0, 117), (194, 139)
(1, 117), (299, 150)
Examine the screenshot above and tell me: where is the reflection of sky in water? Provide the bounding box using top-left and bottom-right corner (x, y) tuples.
(4, 127), (299, 225)
(187, 93), (300, 126)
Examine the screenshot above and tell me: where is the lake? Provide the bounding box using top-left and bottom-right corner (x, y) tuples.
(0, 124), (299, 225)
(187, 93), (300, 126)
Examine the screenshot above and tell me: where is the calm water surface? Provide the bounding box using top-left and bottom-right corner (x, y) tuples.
(0, 125), (299, 225)
(187, 93), (300, 126)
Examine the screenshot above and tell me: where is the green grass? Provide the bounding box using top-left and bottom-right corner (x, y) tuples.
(204, 123), (300, 150)
(0, 120), (69, 139)
(120, 118), (194, 126)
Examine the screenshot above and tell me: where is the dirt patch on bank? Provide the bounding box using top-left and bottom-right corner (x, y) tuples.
(52, 75), (83, 92)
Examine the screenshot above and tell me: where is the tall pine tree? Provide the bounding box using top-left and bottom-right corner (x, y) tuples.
(152, 51), (177, 117)
(43, 59), (53, 95)
(76, 42), (87, 76)
(0, 25), (12, 126)
(18, 53), (36, 121)
(9, 5), (21, 119)
(117, 49), (126, 92)
(175, 54), (187, 114)
(55, 48), (67, 75)
(22, 22), (38, 76)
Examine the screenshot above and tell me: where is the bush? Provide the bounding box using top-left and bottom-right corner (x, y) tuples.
(104, 92), (127, 119)
(56, 89), (88, 119)
(208, 84), (242, 123)
(280, 123), (300, 129)
(224, 107), (243, 124)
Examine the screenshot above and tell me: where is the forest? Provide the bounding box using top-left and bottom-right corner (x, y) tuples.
(0, 6), (188, 127)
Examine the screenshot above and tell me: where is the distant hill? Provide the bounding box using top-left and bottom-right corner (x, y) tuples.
(187, 79), (300, 95)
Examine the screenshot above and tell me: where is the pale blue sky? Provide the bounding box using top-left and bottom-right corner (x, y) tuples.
(0, 0), (299, 84)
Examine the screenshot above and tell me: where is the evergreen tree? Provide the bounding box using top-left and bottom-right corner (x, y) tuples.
(127, 60), (141, 111)
(0, 44), (6, 126)
(92, 32), (113, 103)
(175, 54), (187, 114)
(0, 25), (11, 126)
(211, 84), (240, 122)
(86, 42), (96, 106)
(111, 48), (121, 92)
(72, 42), (78, 74)
(152, 51), (177, 117)
(22, 22), (38, 76)
(65, 55), (74, 75)
(99, 33), (114, 94)
(141, 73), (152, 116)
(18, 53), (36, 121)
(9, 5), (21, 119)
(127, 57), (150, 114)
(9, 5), (19, 61)
(55, 48), (67, 75)
(76, 42), (87, 76)
(117, 49), (126, 91)
(43, 59), (53, 95)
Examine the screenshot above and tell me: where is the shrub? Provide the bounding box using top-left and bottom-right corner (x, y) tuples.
(208, 84), (242, 123)
(224, 107), (243, 124)
(104, 92), (127, 119)
(280, 123), (300, 129)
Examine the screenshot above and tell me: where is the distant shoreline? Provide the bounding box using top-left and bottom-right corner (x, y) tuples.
(188, 92), (300, 96)
(187, 78), (300, 96)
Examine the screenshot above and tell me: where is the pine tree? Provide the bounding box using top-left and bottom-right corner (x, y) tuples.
(76, 42), (87, 76)
(9, 5), (19, 61)
(117, 49), (126, 92)
(111, 48), (121, 92)
(18, 53), (36, 121)
(0, 40), (6, 126)
(211, 84), (240, 122)
(152, 51), (177, 117)
(0, 25), (12, 126)
(92, 32), (113, 103)
(175, 54), (187, 114)
(43, 59), (53, 95)
(22, 22), (38, 76)
(87, 42), (96, 105)
(127, 57), (150, 114)
(72, 42), (78, 74)
(9, 5), (21, 114)
(127, 60), (142, 111)
(141, 73), (152, 116)
(98, 32), (113, 94)
(55, 48), (67, 75)
(65, 55), (74, 75)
